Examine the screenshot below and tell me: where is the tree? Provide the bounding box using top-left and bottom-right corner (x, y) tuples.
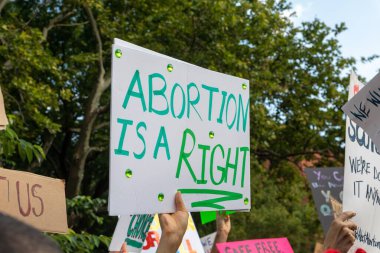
(0, 0), (357, 251)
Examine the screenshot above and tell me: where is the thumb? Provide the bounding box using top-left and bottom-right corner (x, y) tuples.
(121, 242), (128, 253)
(175, 191), (187, 212)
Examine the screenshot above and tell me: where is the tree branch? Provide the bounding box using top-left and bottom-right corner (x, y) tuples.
(66, 4), (110, 198)
(88, 146), (106, 153)
(253, 149), (335, 161)
(42, 10), (75, 41)
(97, 103), (110, 114)
(28, 132), (55, 171)
(94, 121), (109, 131)
(83, 5), (105, 85)
(0, 0), (9, 15)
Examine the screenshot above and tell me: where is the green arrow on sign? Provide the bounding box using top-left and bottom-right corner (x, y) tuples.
(178, 189), (243, 209)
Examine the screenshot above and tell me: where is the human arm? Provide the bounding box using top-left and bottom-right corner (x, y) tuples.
(156, 192), (189, 253)
(211, 212), (231, 253)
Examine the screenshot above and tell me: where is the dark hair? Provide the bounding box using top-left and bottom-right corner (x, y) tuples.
(0, 212), (62, 253)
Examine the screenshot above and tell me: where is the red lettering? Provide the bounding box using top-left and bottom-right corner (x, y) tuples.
(16, 181), (31, 217)
(143, 231), (160, 250)
(31, 184), (44, 217)
(0, 176), (9, 201)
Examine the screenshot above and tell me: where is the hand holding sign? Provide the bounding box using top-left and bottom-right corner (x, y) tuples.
(211, 212), (231, 253)
(324, 211), (357, 253)
(157, 192), (189, 253)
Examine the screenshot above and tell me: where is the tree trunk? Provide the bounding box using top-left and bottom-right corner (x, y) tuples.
(65, 4), (110, 198)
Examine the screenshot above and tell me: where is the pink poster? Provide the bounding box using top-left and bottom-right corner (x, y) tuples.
(216, 237), (294, 253)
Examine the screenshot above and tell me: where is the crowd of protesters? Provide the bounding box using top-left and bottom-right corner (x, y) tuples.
(0, 191), (362, 253)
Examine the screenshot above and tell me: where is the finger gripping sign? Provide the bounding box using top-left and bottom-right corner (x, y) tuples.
(109, 39), (251, 215)
(142, 214), (204, 253)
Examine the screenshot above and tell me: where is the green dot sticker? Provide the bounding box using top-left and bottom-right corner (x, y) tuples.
(209, 131), (215, 139)
(167, 64), (173, 72)
(125, 169), (132, 178)
(242, 83), (247, 90)
(115, 49), (122, 58)
(158, 193), (164, 202)
(244, 197), (249, 205)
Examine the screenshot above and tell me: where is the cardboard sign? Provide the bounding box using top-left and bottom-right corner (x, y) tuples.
(109, 39), (251, 215)
(0, 87), (9, 130)
(200, 232), (216, 253)
(142, 213), (204, 253)
(343, 72), (380, 253)
(342, 72), (380, 150)
(216, 238), (294, 253)
(304, 167), (344, 234)
(0, 167), (68, 233)
(200, 210), (235, 224)
(109, 214), (155, 252)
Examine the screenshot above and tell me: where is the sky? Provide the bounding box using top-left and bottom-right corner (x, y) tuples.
(287, 0), (380, 82)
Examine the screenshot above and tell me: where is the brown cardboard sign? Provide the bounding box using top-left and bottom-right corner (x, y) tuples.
(0, 87), (9, 130)
(0, 167), (68, 233)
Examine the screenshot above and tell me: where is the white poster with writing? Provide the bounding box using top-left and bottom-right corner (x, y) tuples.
(200, 232), (216, 253)
(343, 71), (380, 252)
(109, 214), (155, 252)
(142, 214), (205, 253)
(109, 215), (131, 251)
(109, 39), (251, 215)
(342, 72), (380, 150)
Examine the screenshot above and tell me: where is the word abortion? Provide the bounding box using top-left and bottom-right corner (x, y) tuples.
(121, 70), (249, 132)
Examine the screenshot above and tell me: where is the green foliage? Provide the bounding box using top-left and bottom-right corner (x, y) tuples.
(0, 0), (361, 252)
(67, 196), (106, 229)
(49, 196), (111, 253)
(0, 124), (45, 166)
(49, 229), (110, 253)
(197, 160), (322, 252)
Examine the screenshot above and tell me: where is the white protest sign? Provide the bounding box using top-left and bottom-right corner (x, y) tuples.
(200, 232), (216, 253)
(109, 214), (155, 252)
(343, 71), (380, 252)
(142, 213), (204, 253)
(342, 72), (380, 150)
(109, 39), (251, 215)
(109, 216), (130, 251)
